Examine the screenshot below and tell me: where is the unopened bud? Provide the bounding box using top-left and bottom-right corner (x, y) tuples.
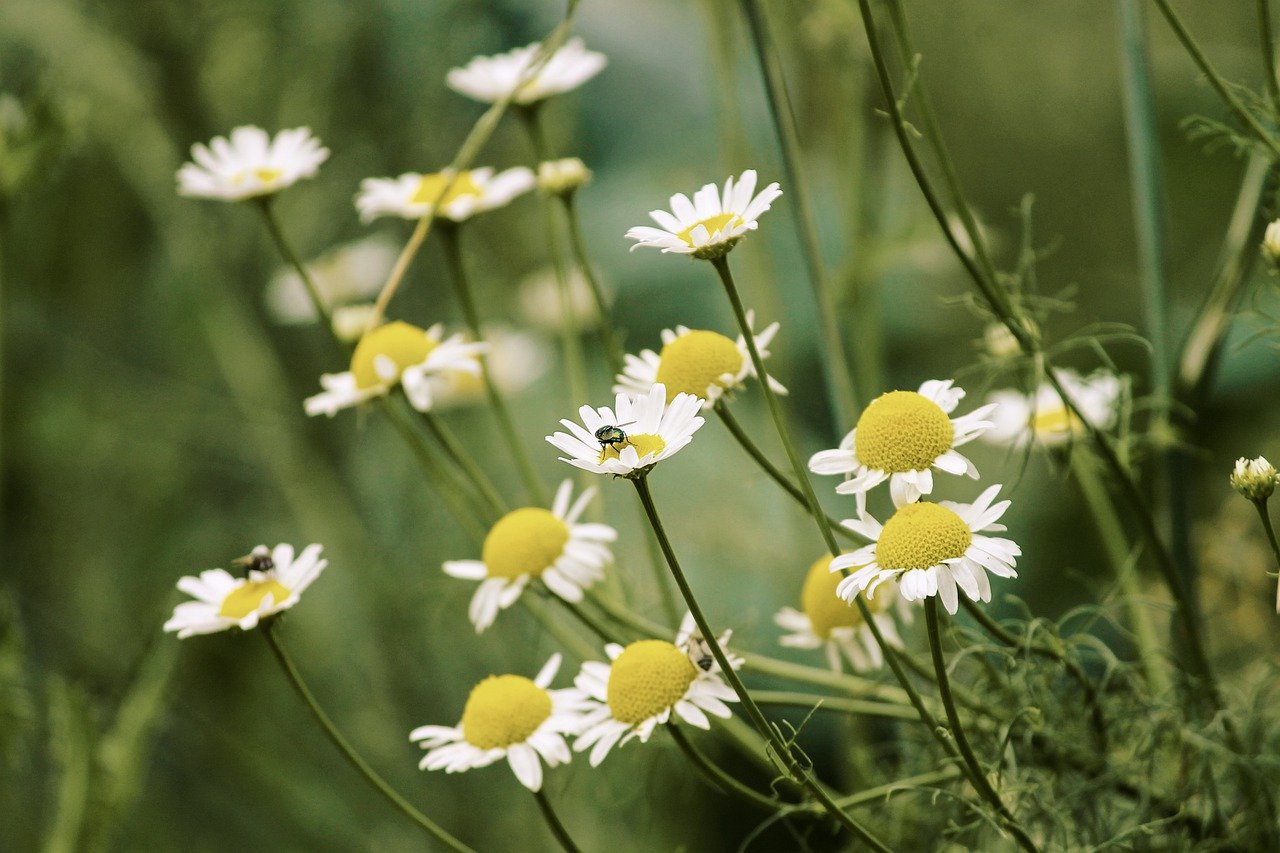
(1263, 220), (1280, 264)
(537, 157), (591, 195)
(1231, 456), (1278, 501)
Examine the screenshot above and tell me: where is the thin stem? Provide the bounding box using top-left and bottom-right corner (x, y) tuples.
(418, 410), (507, 520)
(631, 477), (889, 852)
(262, 625), (472, 851)
(531, 789), (582, 853)
(737, 0), (860, 428)
(751, 690), (921, 722)
(559, 194), (625, 375)
(666, 724), (786, 812)
(828, 768), (963, 810)
(1260, 0), (1280, 114)
(1252, 499), (1280, 612)
(439, 224), (547, 504)
(1151, 0), (1280, 159)
(255, 198), (338, 350)
(714, 401), (856, 540)
(924, 600), (1038, 853)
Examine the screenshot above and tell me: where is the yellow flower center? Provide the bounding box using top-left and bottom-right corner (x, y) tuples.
(1030, 404), (1078, 439)
(654, 330), (744, 402)
(411, 171), (483, 206)
(217, 578), (291, 619)
(606, 640), (699, 726)
(875, 502), (972, 570)
(854, 391), (954, 473)
(460, 675), (553, 750)
(800, 555), (891, 639)
(349, 321), (438, 390)
(597, 434), (666, 464)
(255, 167), (283, 184)
(677, 212), (742, 246)
(481, 508), (570, 580)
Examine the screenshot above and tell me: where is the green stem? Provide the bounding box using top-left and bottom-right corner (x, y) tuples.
(255, 198), (337, 349)
(631, 477), (889, 851)
(828, 768), (963, 810)
(1151, 0), (1280, 159)
(439, 224), (547, 505)
(751, 690), (920, 722)
(737, 0), (860, 428)
(666, 724), (785, 812)
(924, 600), (1038, 853)
(1252, 499), (1280, 611)
(714, 401), (856, 540)
(1260, 0), (1280, 113)
(531, 789), (582, 853)
(560, 194), (625, 376)
(262, 625), (473, 851)
(418, 410), (507, 520)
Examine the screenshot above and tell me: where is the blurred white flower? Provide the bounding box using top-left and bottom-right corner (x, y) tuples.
(1264, 219), (1280, 264)
(177, 126), (328, 201)
(537, 157), (592, 195)
(432, 325), (551, 409)
(983, 369), (1123, 448)
(265, 236), (398, 325)
(625, 170), (782, 260)
(356, 167), (534, 223)
(447, 38), (607, 105)
(517, 266), (602, 332)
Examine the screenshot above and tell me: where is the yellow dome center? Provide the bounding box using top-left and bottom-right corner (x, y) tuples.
(597, 433), (666, 464)
(677, 212), (742, 246)
(876, 503), (972, 570)
(218, 578), (291, 619)
(411, 171), (483, 206)
(481, 508), (570, 580)
(854, 391), (954, 473)
(460, 675), (552, 749)
(349, 321), (438, 390)
(654, 330), (744, 402)
(606, 640), (699, 725)
(800, 555), (876, 638)
(1030, 404), (1078, 439)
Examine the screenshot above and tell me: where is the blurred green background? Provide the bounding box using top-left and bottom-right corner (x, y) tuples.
(3, 0), (1279, 849)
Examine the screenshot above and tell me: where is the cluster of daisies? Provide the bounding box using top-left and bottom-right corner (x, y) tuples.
(164, 30), (1133, 802)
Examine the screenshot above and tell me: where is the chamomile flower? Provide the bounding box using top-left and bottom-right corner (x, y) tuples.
(624, 170), (782, 260)
(518, 266), (602, 332)
(432, 326), (551, 410)
(537, 157), (592, 195)
(446, 38), (607, 105)
(163, 544), (326, 638)
(547, 384), (704, 479)
(355, 167), (534, 224)
(265, 236), (397, 326)
(303, 321), (486, 417)
(774, 554), (910, 672)
(832, 485), (1021, 615)
(410, 654), (588, 792)
(984, 369), (1123, 448)
(443, 480), (616, 633)
(809, 380), (996, 507)
(177, 126), (328, 201)
(612, 311), (785, 409)
(568, 615), (741, 767)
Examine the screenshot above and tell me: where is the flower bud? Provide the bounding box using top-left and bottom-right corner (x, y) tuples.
(537, 157), (591, 195)
(1231, 456), (1278, 501)
(1263, 220), (1280, 265)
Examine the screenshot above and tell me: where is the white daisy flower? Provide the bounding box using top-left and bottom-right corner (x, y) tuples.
(265, 236), (397, 326)
(442, 479), (616, 633)
(612, 311), (786, 409)
(983, 369), (1124, 449)
(355, 167), (534, 224)
(831, 485), (1021, 615)
(568, 615), (741, 767)
(518, 265), (602, 332)
(163, 544), (326, 638)
(304, 321), (487, 417)
(176, 126), (328, 202)
(410, 654), (589, 792)
(624, 170), (782, 260)
(774, 553), (911, 672)
(546, 384), (705, 479)
(431, 325), (551, 410)
(809, 380), (997, 508)
(537, 157), (592, 195)
(446, 37), (607, 106)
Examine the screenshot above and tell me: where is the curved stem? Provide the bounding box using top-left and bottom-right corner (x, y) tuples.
(439, 224), (547, 504)
(255, 198), (337, 348)
(737, 0), (859, 428)
(419, 410), (507, 520)
(667, 724), (786, 812)
(751, 690), (920, 722)
(631, 476), (889, 851)
(1260, 0), (1280, 113)
(828, 768), (963, 810)
(262, 625), (473, 851)
(1251, 499), (1280, 611)
(924, 600), (1038, 853)
(531, 789), (582, 853)
(559, 194), (625, 375)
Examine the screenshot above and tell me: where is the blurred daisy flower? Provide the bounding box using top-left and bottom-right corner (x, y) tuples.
(546, 384), (705, 479)
(537, 157), (592, 195)
(443, 479), (616, 633)
(411, 654), (589, 792)
(265, 236), (397, 329)
(356, 167), (534, 223)
(304, 321), (486, 417)
(432, 326), (552, 410)
(177, 126), (328, 201)
(518, 266), (602, 332)
(624, 170), (782, 260)
(832, 485), (1021, 615)
(446, 38), (607, 105)
(774, 554), (910, 672)
(613, 311), (784, 409)
(163, 544), (326, 638)
(983, 369), (1124, 448)
(809, 380), (996, 507)
(568, 615), (740, 767)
